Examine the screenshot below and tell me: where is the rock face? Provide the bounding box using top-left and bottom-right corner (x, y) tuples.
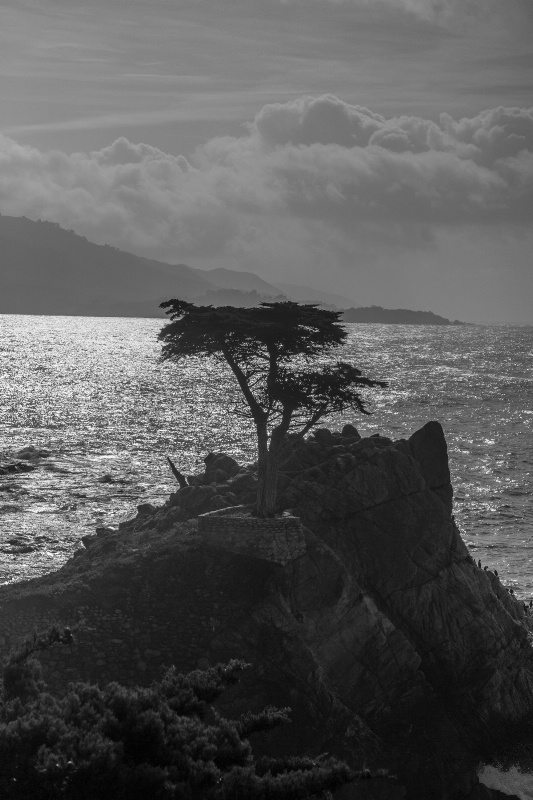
(0, 421), (532, 800)
(283, 423), (533, 735)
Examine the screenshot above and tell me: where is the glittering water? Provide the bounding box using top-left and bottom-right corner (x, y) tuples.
(0, 315), (532, 595)
(479, 764), (533, 799)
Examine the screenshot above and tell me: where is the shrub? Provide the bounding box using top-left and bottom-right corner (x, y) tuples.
(0, 642), (355, 800)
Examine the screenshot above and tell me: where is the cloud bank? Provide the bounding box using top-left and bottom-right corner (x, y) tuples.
(0, 95), (533, 316)
(1, 95), (531, 261)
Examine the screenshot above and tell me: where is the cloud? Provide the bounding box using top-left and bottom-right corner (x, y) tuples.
(0, 95), (532, 267)
(368, 0), (488, 24)
(268, 0), (520, 26)
(251, 95), (385, 148)
(307, 0), (531, 27)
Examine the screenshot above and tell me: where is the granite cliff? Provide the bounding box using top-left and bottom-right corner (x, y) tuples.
(0, 422), (531, 799)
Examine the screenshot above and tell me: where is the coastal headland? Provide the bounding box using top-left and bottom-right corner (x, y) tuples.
(0, 421), (530, 798)
(341, 306), (464, 325)
(1, 215), (462, 323)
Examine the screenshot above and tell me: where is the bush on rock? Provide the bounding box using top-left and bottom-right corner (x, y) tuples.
(0, 636), (356, 800)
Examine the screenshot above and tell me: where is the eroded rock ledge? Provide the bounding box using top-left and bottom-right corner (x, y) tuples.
(0, 422), (531, 800)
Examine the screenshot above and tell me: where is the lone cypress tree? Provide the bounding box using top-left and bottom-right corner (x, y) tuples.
(159, 300), (386, 517)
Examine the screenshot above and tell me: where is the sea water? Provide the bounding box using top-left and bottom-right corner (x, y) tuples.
(0, 315), (531, 589)
(479, 764), (533, 799)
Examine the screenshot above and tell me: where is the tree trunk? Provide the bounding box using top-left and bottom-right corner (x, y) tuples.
(255, 422), (270, 518)
(256, 423), (286, 518)
(262, 448), (280, 517)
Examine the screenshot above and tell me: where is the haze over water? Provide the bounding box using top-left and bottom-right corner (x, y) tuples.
(0, 315), (531, 596)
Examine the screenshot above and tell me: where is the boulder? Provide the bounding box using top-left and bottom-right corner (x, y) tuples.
(137, 503), (158, 516)
(204, 452), (240, 477)
(205, 468), (231, 484)
(341, 423), (361, 440)
(174, 485), (217, 513)
(227, 471), (258, 493)
(186, 473), (209, 486)
(313, 427), (336, 445)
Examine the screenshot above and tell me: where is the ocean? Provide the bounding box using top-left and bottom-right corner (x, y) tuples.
(0, 315), (532, 592)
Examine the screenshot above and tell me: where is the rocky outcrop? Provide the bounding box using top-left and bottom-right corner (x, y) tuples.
(0, 421), (531, 800)
(1, 445), (50, 475)
(0, 460), (36, 475)
(282, 423), (533, 736)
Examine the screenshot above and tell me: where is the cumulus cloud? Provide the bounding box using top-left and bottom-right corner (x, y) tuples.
(0, 95), (532, 266)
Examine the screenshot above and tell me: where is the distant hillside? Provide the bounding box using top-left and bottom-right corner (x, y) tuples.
(342, 305), (461, 325)
(0, 215), (290, 317)
(0, 215), (213, 317)
(0, 215), (461, 322)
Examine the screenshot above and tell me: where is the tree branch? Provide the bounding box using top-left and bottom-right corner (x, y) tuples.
(222, 345), (267, 424)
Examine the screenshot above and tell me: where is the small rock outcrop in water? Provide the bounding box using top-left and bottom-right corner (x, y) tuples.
(13, 445), (51, 460)
(0, 422), (531, 800)
(0, 445), (51, 475)
(0, 461), (35, 475)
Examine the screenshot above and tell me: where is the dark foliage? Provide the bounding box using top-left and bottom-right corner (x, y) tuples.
(2, 626), (73, 702)
(0, 642), (357, 800)
(159, 300), (387, 515)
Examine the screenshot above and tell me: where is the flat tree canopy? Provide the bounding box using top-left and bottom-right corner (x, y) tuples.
(159, 300), (386, 516)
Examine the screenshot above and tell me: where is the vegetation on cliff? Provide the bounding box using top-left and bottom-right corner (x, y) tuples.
(159, 299), (386, 516)
(0, 630), (357, 800)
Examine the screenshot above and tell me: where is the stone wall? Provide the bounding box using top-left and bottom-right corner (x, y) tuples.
(198, 510), (305, 565)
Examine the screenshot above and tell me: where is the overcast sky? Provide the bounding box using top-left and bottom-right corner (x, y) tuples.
(1, 0), (532, 322)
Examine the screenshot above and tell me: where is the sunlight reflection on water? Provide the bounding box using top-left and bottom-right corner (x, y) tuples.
(0, 315), (532, 591)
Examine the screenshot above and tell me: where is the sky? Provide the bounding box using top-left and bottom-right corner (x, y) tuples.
(0, 0), (532, 323)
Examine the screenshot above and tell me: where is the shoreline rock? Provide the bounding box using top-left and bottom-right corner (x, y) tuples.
(0, 421), (531, 799)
